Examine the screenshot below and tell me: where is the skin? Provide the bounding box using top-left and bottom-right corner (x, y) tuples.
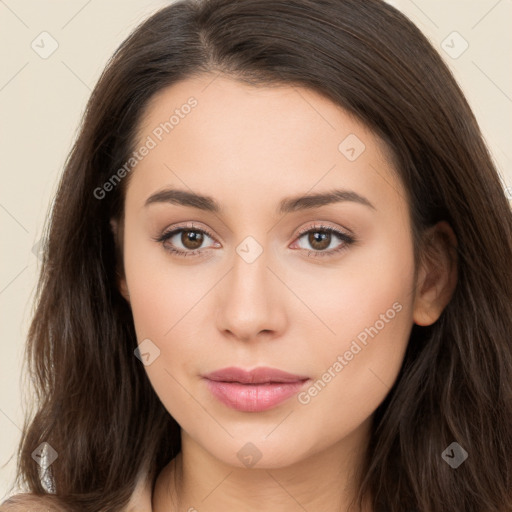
(112, 73), (458, 512)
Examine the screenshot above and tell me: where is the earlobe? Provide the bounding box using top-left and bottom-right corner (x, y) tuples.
(119, 277), (130, 304)
(413, 221), (458, 326)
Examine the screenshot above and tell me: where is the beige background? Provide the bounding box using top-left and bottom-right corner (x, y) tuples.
(1, 0), (511, 499)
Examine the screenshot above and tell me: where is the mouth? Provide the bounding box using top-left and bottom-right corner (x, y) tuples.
(201, 366), (310, 412)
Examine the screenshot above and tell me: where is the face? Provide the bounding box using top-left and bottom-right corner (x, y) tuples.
(116, 74), (419, 469)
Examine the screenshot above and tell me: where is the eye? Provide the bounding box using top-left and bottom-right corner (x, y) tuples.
(153, 223), (219, 258)
(292, 223), (356, 258)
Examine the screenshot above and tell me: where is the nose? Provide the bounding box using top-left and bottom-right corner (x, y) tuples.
(215, 243), (287, 343)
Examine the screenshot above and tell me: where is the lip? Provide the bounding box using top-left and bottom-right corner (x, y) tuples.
(202, 366), (310, 384)
(202, 366), (310, 412)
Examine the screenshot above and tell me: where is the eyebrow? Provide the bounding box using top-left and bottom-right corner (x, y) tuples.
(144, 187), (376, 214)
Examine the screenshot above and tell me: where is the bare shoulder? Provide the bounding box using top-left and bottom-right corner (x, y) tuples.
(0, 493), (66, 512)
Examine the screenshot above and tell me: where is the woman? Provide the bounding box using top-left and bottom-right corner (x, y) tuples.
(2, 0), (511, 510)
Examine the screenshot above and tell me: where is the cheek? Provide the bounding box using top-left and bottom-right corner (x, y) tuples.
(122, 222), (202, 339)
(295, 299), (413, 453)
(122, 224), (215, 386)
(122, 233), (210, 422)
(295, 227), (416, 425)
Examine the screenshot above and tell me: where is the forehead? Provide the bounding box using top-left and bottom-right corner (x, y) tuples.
(126, 74), (407, 219)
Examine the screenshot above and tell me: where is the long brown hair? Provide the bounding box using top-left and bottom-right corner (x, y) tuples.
(5, 0), (512, 510)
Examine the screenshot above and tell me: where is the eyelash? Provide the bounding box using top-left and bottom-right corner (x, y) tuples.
(154, 222), (356, 259)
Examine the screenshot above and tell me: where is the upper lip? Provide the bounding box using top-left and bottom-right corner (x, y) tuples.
(202, 366), (309, 384)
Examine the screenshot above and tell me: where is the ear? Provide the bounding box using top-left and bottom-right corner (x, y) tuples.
(110, 218), (130, 304)
(413, 221), (458, 326)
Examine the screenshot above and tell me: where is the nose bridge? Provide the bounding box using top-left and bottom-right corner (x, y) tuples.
(231, 234), (273, 308)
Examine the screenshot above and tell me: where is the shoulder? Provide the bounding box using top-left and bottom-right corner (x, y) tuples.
(0, 493), (66, 511)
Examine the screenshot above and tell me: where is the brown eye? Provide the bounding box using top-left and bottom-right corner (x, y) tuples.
(307, 231), (331, 251)
(293, 224), (356, 258)
(180, 229), (204, 250)
(155, 225), (218, 257)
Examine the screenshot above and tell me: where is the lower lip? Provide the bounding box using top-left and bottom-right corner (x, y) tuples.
(204, 379), (309, 412)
